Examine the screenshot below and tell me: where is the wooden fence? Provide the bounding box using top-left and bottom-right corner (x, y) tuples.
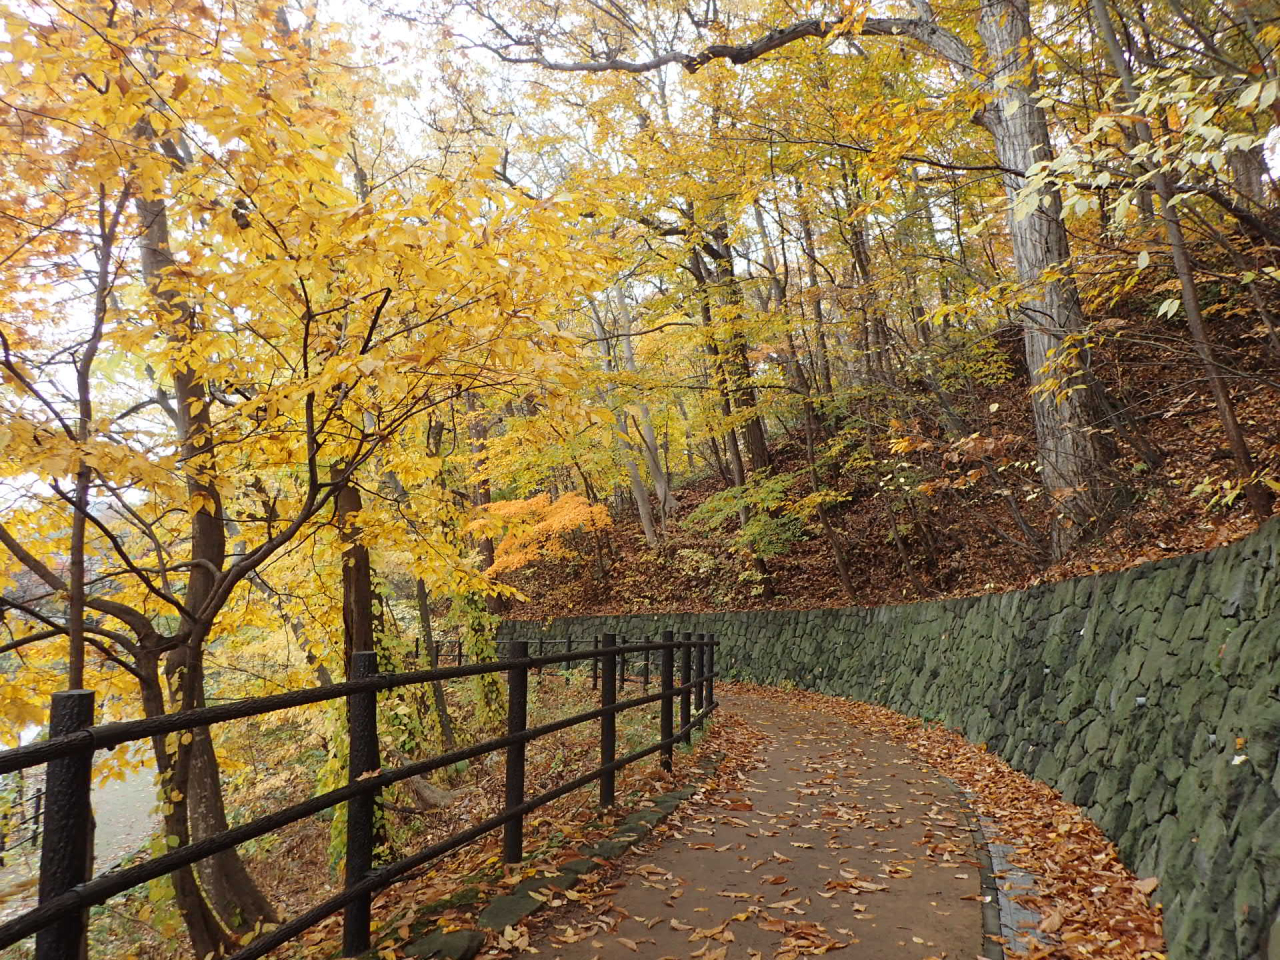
(0, 630), (718, 959)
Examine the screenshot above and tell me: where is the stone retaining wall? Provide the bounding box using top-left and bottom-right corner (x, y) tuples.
(498, 519), (1280, 960)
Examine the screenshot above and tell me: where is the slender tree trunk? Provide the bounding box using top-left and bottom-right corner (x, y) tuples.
(796, 202), (834, 396)
(68, 190), (124, 688)
(706, 435), (731, 487)
(887, 504), (931, 596)
(690, 252), (775, 600)
(139, 651), (230, 960)
(188, 723), (278, 933)
(838, 170), (894, 385)
(703, 233), (771, 473)
(786, 333), (858, 602)
(674, 396), (697, 475)
(54, 190), (125, 943)
(1091, 0), (1272, 520)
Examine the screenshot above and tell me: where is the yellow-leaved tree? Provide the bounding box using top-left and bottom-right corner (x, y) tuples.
(0, 0), (604, 952)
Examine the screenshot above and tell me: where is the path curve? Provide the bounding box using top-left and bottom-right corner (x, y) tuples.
(525, 689), (987, 960)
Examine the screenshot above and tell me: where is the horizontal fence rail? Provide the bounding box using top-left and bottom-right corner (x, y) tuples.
(0, 631), (719, 960)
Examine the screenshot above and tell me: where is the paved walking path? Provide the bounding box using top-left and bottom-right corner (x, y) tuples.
(526, 690), (987, 960)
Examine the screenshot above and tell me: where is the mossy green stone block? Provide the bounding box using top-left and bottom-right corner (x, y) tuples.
(1138, 648), (1170, 686)
(404, 928), (486, 959)
(1208, 899), (1242, 959)
(1166, 895), (1213, 957)
(1192, 811), (1232, 881)
(1032, 750), (1061, 783)
(1156, 594), (1187, 640)
(558, 858), (600, 876)
(512, 871), (579, 897)
(1268, 913), (1280, 960)
(1094, 768), (1125, 806)
(1083, 717), (1111, 754)
(1236, 624), (1280, 678)
(1126, 761), (1159, 803)
(477, 893), (542, 931)
(1142, 781), (1171, 827)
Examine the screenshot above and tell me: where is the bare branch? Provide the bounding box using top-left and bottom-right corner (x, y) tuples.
(473, 15), (976, 78)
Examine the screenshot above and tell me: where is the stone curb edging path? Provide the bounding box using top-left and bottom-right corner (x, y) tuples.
(956, 797), (1057, 959)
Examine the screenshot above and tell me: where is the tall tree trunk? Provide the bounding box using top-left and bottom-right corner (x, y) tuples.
(703, 231), (771, 473)
(415, 579), (457, 749)
(137, 189), (275, 939)
(188, 723), (278, 933)
(887, 502), (931, 597)
(334, 472), (376, 674)
(139, 651), (230, 960)
(706, 434), (731, 487)
(784, 332), (858, 603)
(975, 0), (1125, 555)
(836, 167), (894, 385)
(674, 396), (697, 475)
(464, 393), (505, 612)
(612, 287), (677, 517)
(794, 197), (834, 396)
(590, 301), (661, 547)
(690, 252), (776, 600)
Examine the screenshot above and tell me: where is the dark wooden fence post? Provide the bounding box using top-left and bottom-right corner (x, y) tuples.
(693, 633), (705, 718)
(591, 634), (600, 690)
(679, 632), (692, 745)
(660, 630), (674, 773)
(600, 633), (617, 807)
(504, 638), (528, 864)
(707, 635), (716, 711)
(343, 651), (380, 957)
(35, 689), (94, 960)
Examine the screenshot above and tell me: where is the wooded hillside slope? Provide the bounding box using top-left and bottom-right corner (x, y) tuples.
(502, 240), (1280, 617)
